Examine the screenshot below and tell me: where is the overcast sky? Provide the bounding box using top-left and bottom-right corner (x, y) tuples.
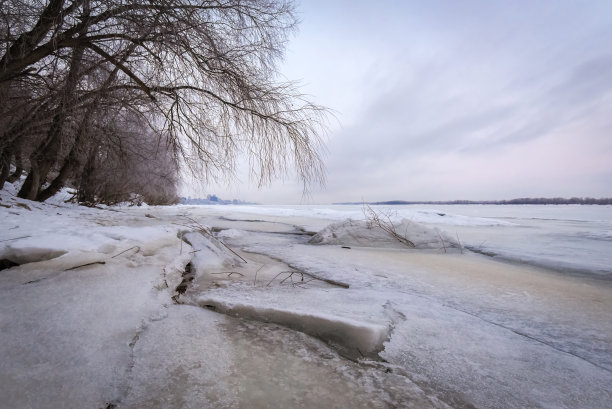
(184, 0), (612, 204)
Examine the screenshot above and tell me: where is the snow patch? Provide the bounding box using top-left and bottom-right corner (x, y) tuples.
(1, 180), (19, 197)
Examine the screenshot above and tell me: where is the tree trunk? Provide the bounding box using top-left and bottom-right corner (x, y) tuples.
(0, 150), (10, 188)
(18, 44), (85, 200)
(39, 45), (123, 202)
(1, 121), (41, 188)
(18, 112), (64, 199)
(36, 116), (90, 201)
(77, 146), (98, 205)
(7, 145), (24, 183)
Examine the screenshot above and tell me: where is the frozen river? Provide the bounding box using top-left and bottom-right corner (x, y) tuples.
(171, 203), (612, 408)
(1, 196), (611, 408)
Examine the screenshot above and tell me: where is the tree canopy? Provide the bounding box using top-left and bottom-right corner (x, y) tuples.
(0, 0), (327, 203)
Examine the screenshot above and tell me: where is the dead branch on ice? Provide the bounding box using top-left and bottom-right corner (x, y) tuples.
(175, 215), (247, 263)
(362, 205), (416, 248)
(0, 235), (31, 242)
(64, 261), (106, 271)
(111, 246), (140, 258)
(211, 272), (245, 278)
(266, 270), (350, 289)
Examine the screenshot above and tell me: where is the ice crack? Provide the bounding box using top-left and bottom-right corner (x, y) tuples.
(444, 303), (612, 374)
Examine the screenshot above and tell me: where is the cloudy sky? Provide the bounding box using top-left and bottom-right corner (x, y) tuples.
(187, 0), (612, 204)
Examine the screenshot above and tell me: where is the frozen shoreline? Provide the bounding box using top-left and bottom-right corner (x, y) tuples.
(1, 194), (611, 408)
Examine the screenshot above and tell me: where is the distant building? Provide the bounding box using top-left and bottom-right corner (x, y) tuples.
(180, 195), (256, 205)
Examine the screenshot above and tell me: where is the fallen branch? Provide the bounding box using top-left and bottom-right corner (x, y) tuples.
(265, 269), (350, 289)
(456, 233), (464, 254)
(266, 271), (290, 287)
(306, 274), (350, 289)
(64, 261), (106, 271)
(23, 277), (47, 285)
(0, 235), (31, 242)
(211, 271), (244, 277)
(177, 216), (247, 263)
(111, 246), (140, 258)
(280, 271), (304, 285)
(253, 264), (265, 286)
(437, 232), (447, 253)
(217, 240), (248, 264)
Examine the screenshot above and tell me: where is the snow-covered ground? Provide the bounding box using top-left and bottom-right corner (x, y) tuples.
(1, 187), (611, 408)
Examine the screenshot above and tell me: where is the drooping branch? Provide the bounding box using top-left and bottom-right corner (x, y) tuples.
(1, 0), (328, 202)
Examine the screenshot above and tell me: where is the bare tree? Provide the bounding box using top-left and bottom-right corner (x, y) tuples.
(77, 111), (180, 205)
(0, 0), (327, 202)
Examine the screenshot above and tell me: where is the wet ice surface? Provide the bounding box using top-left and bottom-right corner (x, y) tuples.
(1, 196), (611, 409)
(122, 306), (447, 409)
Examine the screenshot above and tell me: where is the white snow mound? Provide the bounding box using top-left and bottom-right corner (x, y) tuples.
(309, 218), (459, 250)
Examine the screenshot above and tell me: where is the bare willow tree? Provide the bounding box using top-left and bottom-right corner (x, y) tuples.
(76, 113), (180, 206)
(0, 0), (327, 202)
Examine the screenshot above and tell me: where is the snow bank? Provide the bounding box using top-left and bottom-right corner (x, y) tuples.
(309, 218), (459, 250)
(0, 225), (179, 267)
(43, 187), (77, 206)
(198, 297), (389, 359)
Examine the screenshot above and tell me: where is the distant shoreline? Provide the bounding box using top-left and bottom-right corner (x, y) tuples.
(335, 198), (612, 205)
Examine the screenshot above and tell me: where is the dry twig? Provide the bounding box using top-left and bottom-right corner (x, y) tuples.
(64, 261), (106, 271)
(362, 205), (415, 247)
(111, 246), (140, 258)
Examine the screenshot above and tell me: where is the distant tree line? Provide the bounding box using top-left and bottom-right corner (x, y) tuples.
(358, 198), (612, 205)
(0, 0), (326, 205)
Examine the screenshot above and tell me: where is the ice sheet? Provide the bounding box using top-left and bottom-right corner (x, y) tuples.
(179, 206), (612, 409)
(2, 191), (611, 409)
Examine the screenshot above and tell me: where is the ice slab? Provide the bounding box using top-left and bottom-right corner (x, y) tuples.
(198, 297), (389, 359)
(181, 231), (244, 272)
(122, 305), (448, 409)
